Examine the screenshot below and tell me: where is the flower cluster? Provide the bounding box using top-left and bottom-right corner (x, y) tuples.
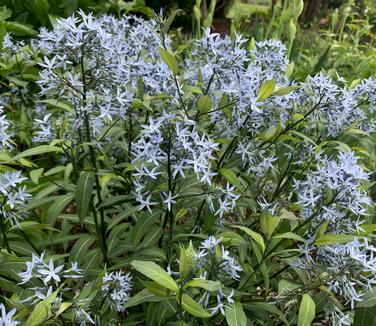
(300, 73), (376, 137)
(293, 151), (371, 233)
(101, 270), (132, 313)
(21, 11), (376, 225)
(0, 170), (31, 225)
(132, 112), (240, 217)
(167, 236), (242, 316)
(0, 304), (18, 326)
(293, 151), (375, 323)
(297, 237), (376, 324)
(32, 110), (56, 143)
(17, 252), (82, 306)
(0, 108), (13, 150)
(33, 11), (173, 141)
(195, 236), (243, 281)
(2, 33), (26, 54)
(194, 236), (241, 315)
(250, 39), (289, 82)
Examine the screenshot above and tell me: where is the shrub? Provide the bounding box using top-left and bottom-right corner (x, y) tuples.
(0, 11), (375, 325)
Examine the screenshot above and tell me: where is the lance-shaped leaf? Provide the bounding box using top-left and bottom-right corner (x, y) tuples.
(219, 168), (242, 190)
(314, 234), (355, 246)
(180, 294), (211, 318)
(27, 290), (58, 326)
(225, 301), (247, 326)
(131, 260), (179, 292)
(257, 79), (276, 102)
(185, 279), (221, 292)
(233, 225), (266, 253)
(76, 172), (95, 223)
(158, 48), (178, 75)
(124, 288), (163, 309)
(297, 293), (316, 326)
(11, 145), (63, 161)
(198, 95), (213, 114)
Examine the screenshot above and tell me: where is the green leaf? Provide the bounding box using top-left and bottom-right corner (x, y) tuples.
(353, 306), (376, 325)
(108, 224), (129, 256)
(233, 225), (265, 253)
(278, 279), (301, 295)
(140, 227), (163, 248)
(312, 46), (331, 75)
(314, 234), (355, 246)
(175, 322), (190, 326)
(124, 288), (163, 308)
(38, 99), (71, 112)
(4, 21), (37, 36)
(163, 9), (182, 34)
(30, 168), (44, 184)
(99, 194), (131, 209)
(176, 208), (188, 221)
(220, 231), (247, 246)
(179, 242), (196, 279)
(243, 302), (290, 325)
(356, 224), (376, 235)
(257, 79), (276, 102)
(203, 0), (216, 28)
(180, 293), (211, 318)
(69, 235), (96, 264)
(274, 85), (299, 96)
(55, 302), (72, 318)
(314, 220), (330, 240)
(45, 166), (65, 176)
(132, 211), (161, 248)
(64, 163), (73, 181)
(219, 168), (242, 190)
(131, 260), (179, 292)
(225, 301), (247, 326)
(260, 213), (280, 240)
(47, 193), (74, 225)
(358, 288), (376, 308)
(293, 0), (304, 19)
(146, 281), (171, 297)
(11, 145), (63, 161)
(0, 151), (11, 162)
(158, 48), (178, 75)
(76, 172), (95, 223)
(0, 7), (12, 21)
(27, 290), (58, 326)
(82, 248), (102, 278)
(260, 261), (269, 292)
(273, 232), (306, 243)
(7, 76), (28, 88)
(251, 239), (269, 290)
(197, 95), (213, 114)
(297, 294), (315, 326)
(185, 279), (221, 291)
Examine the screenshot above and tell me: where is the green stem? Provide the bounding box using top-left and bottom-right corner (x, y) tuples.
(0, 219), (10, 252)
(80, 51), (109, 265)
(166, 129), (175, 260)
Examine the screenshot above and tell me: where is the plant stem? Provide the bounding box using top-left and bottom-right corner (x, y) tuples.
(80, 51), (109, 265)
(166, 128), (175, 260)
(128, 108), (133, 160)
(0, 219), (10, 252)
(270, 145), (296, 202)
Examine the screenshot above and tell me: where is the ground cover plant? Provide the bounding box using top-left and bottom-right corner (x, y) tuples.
(0, 7), (375, 326)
